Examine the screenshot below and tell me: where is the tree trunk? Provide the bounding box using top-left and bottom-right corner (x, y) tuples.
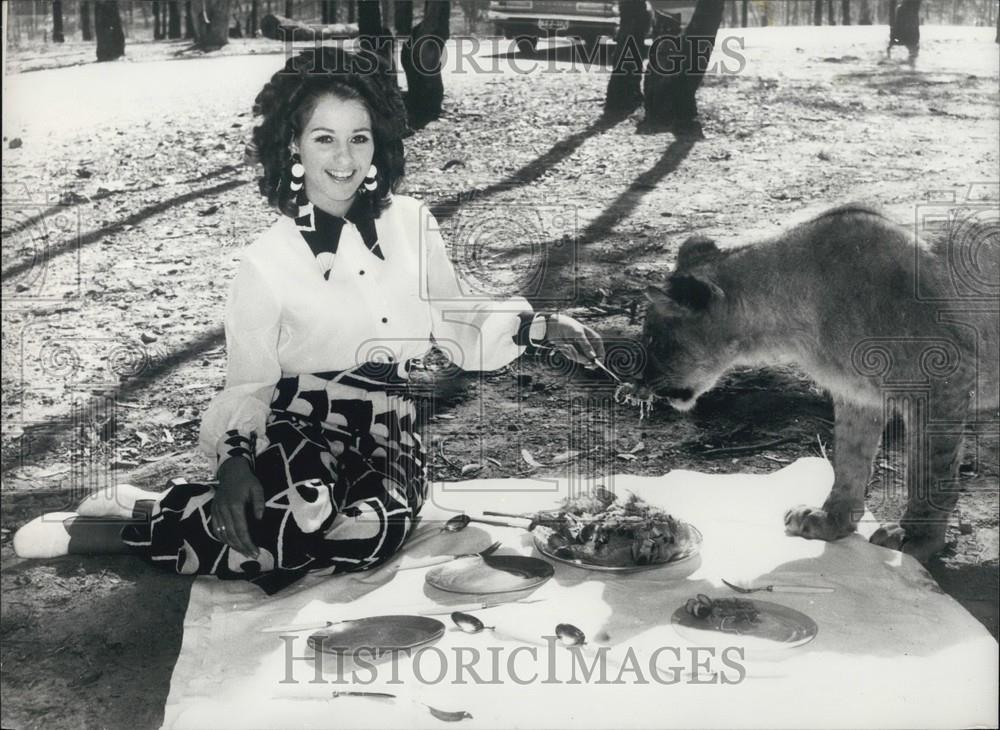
(760, 0), (768, 25)
(358, 0), (392, 61)
(859, 0), (872, 24)
(741, 0), (748, 26)
(401, 0), (450, 128)
(321, 0), (335, 23)
(259, 12), (356, 39)
(53, 0), (66, 42)
(394, 0), (412, 33)
(94, 0), (125, 60)
(644, 0), (725, 129)
(348, 0), (356, 22)
(250, 0), (259, 34)
(153, 0), (163, 38)
(813, 0), (822, 24)
(605, 0), (650, 113)
(285, 0), (293, 16)
(81, 0), (94, 39)
(841, 0), (850, 23)
(167, 1), (181, 36)
(191, 0), (232, 48)
(185, 0), (195, 38)
(826, 0), (835, 23)
(888, 0), (920, 58)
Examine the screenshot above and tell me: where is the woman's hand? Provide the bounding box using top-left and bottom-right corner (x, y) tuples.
(212, 457), (265, 557)
(543, 314), (606, 366)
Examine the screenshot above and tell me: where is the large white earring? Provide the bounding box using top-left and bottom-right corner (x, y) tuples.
(362, 164), (378, 192)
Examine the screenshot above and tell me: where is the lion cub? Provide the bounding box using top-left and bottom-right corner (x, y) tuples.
(639, 205), (998, 561)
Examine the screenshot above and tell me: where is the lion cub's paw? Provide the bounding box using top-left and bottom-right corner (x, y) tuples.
(871, 523), (946, 563)
(869, 522), (907, 550)
(783, 505), (850, 541)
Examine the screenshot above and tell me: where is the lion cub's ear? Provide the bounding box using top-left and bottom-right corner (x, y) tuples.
(676, 236), (719, 269)
(644, 275), (723, 312)
(668, 274), (724, 311)
(643, 285), (675, 309)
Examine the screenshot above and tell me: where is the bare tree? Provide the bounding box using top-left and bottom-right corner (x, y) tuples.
(153, 0), (164, 38)
(643, 0), (725, 130)
(358, 0), (393, 62)
(827, 0), (835, 23)
(605, 0), (650, 114)
(841, 0), (851, 23)
(81, 0), (94, 39)
(859, 0), (873, 24)
(814, 0), (822, 24)
(53, 0), (66, 42)
(395, 0), (413, 33)
(400, 0), (450, 128)
(95, 0), (125, 60)
(250, 0), (259, 34)
(168, 0), (182, 37)
(192, 0), (233, 47)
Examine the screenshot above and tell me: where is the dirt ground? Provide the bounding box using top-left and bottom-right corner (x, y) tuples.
(2, 25), (998, 730)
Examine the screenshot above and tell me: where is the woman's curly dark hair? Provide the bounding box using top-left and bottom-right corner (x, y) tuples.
(251, 46), (408, 218)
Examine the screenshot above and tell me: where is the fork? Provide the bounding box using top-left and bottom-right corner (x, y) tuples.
(394, 541), (503, 571)
(721, 578), (835, 594)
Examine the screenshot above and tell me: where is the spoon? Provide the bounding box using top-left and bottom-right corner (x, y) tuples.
(555, 622), (588, 647)
(451, 610), (495, 634)
(442, 514), (524, 532)
(330, 691), (472, 722)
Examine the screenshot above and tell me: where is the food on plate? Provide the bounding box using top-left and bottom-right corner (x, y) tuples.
(684, 594), (761, 633)
(532, 490), (696, 567)
(614, 383), (655, 421)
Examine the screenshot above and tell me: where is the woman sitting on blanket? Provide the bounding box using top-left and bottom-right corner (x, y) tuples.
(13, 46), (605, 594)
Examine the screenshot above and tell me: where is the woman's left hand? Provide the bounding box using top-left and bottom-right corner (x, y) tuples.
(543, 314), (606, 366)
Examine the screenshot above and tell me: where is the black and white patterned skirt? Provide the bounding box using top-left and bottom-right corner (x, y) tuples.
(122, 365), (426, 594)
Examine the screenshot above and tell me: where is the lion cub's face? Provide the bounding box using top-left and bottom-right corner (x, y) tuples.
(638, 237), (735, 411)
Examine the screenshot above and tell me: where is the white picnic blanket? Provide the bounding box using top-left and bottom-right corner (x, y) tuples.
(160, 458), (998, 730)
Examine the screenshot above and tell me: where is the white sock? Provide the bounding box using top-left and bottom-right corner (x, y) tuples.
(77, 484), (162, 518)
(12, 512), (77, 559)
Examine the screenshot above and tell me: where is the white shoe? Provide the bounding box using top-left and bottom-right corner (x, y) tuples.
(12, 512), (77, 558)
(77, 484), (162, 518)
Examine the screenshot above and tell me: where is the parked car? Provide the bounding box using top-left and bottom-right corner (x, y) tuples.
(488, 1), (697, 53)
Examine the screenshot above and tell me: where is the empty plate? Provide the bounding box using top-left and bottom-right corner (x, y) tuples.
(426, 555), (554, 594)
(307, 615), (445, 655)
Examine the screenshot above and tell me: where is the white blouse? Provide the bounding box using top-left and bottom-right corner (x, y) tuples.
(198, 195), (539, 464)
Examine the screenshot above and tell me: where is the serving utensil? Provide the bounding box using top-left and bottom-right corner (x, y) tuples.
(395, 541), (502, 572)
(442, 513), (525, 531)
(261, 598), (546, 633)
(721, 578), (835, 594)
(330, 691), (472, 722)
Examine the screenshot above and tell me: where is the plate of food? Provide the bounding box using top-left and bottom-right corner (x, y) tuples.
(670, 595), (818, 649)
(307, 615), (446, 655)
(425, 555), (554, 594)
(528, 490), (702, 572)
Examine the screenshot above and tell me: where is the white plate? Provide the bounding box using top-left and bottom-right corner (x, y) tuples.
(425, 555), (554, 594)
(670, 599), (818, 649)
(532, 523), (703, 573)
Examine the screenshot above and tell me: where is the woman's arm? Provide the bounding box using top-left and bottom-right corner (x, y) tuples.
(198, 254), (282, 557)
(420, 203), (604, 369)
